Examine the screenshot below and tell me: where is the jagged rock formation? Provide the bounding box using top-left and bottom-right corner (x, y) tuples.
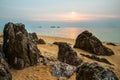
(51, 61), (75, 78)
(76, 62), (118, 80)
(0, 52), (12, 80)
(54, 42), (82, 66)
(3, 22), (41, 69)
(74, 30), (114, 56)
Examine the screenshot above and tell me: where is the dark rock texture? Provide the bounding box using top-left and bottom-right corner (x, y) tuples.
(29, 33), (46, 44)
(0, 44), (3, 53)
(80, 53), (113, 65)
(38, 38), (46, 44)
(76, 62), (118, 80)
(0, 52), (12, 80)
(3, 22), (41, 69)
(74, 30), (114, 56)
(107, 42), (117, 46)
(55, 42), (82, 66)
(29, 32), (39, 44)
(51, 61), (74, 78)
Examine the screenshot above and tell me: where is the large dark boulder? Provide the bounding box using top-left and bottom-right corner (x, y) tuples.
(76, 62), (118, 80)
(0, 52), (12, 80)
(74, 30), (114, 56)
(54, 42), (82, 66)
(3, 22), (41, 69)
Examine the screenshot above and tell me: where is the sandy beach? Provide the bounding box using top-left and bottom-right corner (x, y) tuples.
(1, 34), (117, 80)
(0, 31), (120, 80)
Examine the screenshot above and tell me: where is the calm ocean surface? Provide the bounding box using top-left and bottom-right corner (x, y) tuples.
(27, 27), (120, 44)
(0, 21), (120, 44)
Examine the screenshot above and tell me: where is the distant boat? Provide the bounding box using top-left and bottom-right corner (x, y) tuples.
(50, 26), (56, 28)
(57, 26), (60, 28)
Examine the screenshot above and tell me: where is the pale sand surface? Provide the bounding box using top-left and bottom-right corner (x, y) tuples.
(0, 34), (120, 80)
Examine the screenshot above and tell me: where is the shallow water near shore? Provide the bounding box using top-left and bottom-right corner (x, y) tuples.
(28, 27), (120, 44)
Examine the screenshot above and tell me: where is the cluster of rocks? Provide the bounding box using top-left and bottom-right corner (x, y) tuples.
(54, 42), (82, 66)
(80, 53), (113, 65)
(53, 36), (118, 79)
(76, 62), (118, 80)
(3, 22), (41, 69)
(74, 30), (114, 56)
(0, 22), (44, 80)
(0, 22), (119, 80)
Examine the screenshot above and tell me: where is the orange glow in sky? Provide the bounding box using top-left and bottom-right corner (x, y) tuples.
(31, 12), (120, 22)
(61, 12), (92, 21)
(31, 12), (92, 21)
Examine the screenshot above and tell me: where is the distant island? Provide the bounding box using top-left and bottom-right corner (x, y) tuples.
(50, 26), (60, 28)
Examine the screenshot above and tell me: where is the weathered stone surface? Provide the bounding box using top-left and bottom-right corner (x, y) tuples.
(38, 38), (46, 44)
(76, 62), (118, 80)
(29, 32), (39, 44)
(74, 30), (114, 56)
(80, 53), (113, 65)
(0, 52), (12, 80)
(0, 44), (3, 53)
(51, 61), (74, 78)
(3, 22), (41, 69)
(54, 42), (82, 66)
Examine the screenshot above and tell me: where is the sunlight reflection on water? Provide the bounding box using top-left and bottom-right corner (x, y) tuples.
(35, 28), (88, 39)
(34, 27), (120, 43)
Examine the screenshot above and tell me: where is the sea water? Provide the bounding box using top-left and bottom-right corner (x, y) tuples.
(0, 20), (120, 44)
(28, 27), (120, 44)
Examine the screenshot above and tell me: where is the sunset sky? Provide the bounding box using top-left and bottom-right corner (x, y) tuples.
(0, 0), (120, 22)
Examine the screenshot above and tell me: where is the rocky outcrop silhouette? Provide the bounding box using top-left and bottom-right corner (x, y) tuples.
(76, 62), (118, 80)
(74, 30), (114, 56)
(38, 38), (46, 44)
(54, 42), (82, 66)
(3, 22), (41, 69)
(107, 42), (117, 46)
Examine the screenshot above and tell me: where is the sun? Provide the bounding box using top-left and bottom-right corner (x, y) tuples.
(70, 11), (77, 18)
(71, 11), (77, 15)
(66, 11), (78, 21)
